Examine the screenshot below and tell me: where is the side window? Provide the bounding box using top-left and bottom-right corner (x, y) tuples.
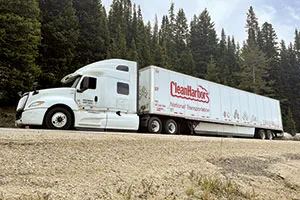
(88, 77), (97, 89)
(116, 65), (129, 72)
(80, 77), (97, 90)
(117, 82), (129, 95)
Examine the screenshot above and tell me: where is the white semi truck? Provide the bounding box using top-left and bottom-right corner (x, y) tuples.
(16, 59), (283, 139)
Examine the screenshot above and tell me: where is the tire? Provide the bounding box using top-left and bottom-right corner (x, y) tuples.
(266, 130), (274, 140)
(163, 119), (178, 134)
(257, 129), (266, 140)
(147, 117), (162, 133)
(45, 107), (72, 130)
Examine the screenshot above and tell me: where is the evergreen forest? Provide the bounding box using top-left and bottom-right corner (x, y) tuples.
(0, 0), (299, 133)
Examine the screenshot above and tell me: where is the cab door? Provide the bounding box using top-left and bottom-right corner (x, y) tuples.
(75, 76), (107, 128)
(76, 76), (98, 110)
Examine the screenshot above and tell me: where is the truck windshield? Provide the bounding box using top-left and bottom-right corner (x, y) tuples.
(71, 76), (82, 88)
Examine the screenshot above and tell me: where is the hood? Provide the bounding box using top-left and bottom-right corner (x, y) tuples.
(34, 87), (76, 96)
(28, 87), (76, 102)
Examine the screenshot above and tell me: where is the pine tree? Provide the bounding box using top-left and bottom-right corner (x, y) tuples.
(277, 41), (291, 128)
(158, 15), (171, 69)
(259, 22), (279, 97)
(239, 6), (273, 95)
(205, 56), (220, 83)
(108, 0), (123, 40)
(0, 0), (41, 105)
(238, 44), (272, 95)
(216, 29), (228, 84)
(245, 6), (260, 46)
(151, 15), (163, 66)
(107, 25), (128, 59)
(129, 39), (138, 61)
(130, 3), (138, 44)
(38, 0), (79, 88)
(294, 29), (300, 60)
(260, 22), (278, 59)
(293, 30), (300, 130)
(285, 108), (296, 135)
(174, 9), (188, 55)
(134, 6), (151, 68)
(173, 8), (194, 74)
(226, 36), (240, 87)
(160, 40), (170, 69)
(190, 9), (218, 78)
(166, 3), (177, 68)
(73, 0), (109, 66)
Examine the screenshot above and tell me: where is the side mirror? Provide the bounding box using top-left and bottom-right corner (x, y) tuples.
(33, 82), (39, 95)
(17, 91), (23, 97)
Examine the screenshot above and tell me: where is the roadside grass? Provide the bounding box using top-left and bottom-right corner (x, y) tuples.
(185, 170), (257, 200)
(116, 171), (257, 200)
(0, 172), (256, 200)
(0, 107), (16, 127)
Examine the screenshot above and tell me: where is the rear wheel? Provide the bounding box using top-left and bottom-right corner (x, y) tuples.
(257, 129), (266, 140)
(45, 107), (72, 130)
(147, 117), (162, 134)
(266, 130), (274, 140)
(163, 119), (178, 134)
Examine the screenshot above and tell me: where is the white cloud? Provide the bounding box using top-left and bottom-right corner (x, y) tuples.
(285, 6), (300, 21)
(256, 5), (276, 24)
(274, 24), (295, 45)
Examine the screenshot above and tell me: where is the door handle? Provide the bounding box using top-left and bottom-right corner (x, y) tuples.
(94, 96), (98, 102)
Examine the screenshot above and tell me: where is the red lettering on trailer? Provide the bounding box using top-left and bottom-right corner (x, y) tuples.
(170, 81), (210, 103)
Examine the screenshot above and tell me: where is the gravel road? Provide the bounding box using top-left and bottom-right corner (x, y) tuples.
(0, 128), (300, 199)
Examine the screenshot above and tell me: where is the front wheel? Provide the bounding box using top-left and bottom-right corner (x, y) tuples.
(45, 107), (72, 130)
(147, 117), (162, 134)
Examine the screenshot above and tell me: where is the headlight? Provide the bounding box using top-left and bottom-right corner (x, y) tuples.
(29, 101), (45, 108)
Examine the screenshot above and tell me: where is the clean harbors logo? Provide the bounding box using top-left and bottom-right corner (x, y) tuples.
(170, 81), (210, 103)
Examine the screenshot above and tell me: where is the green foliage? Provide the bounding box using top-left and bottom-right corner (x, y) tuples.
(238, 43), (273, 95)
(205, 56), (220, 83)
(107, 25), (128, 59)
(187, 170), (257, 199)
(190, 9), (218, 78)
(0, 0), (41, 105)
(73, 0), (109, 66)
(38, 0), (79, 88)
(246, 6), (260, 46)
(285, 108), (296, 135)
(1, 1), (300, 132)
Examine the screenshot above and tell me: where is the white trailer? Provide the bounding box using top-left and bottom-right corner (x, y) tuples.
(139, 66), (283, 139)
(15, 59), (283, 139)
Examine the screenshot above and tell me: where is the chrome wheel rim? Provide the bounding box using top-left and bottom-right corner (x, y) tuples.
(51, 112), (67, 128)
(168, 123), (176, 134)
(151, 121), (160, 133)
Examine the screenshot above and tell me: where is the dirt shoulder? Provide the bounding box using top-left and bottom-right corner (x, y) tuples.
(0, 128), (300, 199)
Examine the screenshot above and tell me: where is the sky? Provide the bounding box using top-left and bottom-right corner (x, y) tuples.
(101, 0), (300, 46)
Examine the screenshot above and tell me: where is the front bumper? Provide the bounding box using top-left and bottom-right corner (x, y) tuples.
(15, 108), (48, 127)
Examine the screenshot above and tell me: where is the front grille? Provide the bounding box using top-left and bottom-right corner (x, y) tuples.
(16, 93), (29, 112)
